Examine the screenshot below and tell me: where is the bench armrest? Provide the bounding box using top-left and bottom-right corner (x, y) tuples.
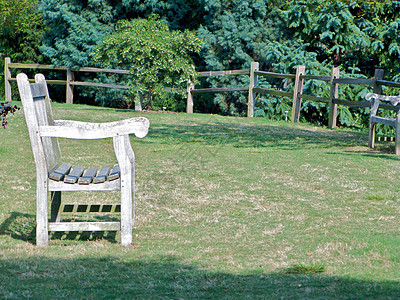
(39, 117), (150, 139)
(365, 93), (400, 106)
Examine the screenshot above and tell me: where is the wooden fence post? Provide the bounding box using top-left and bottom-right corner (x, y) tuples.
(135, 93), (143, 111)
(328, 67), (340, 129)
(4, 57), (12, 102)
(66, 68), (74, 104)
(186, 79), (195, 113)
(368, 69), (384, 148)
(247, 61), (259, 117)
(373, 69), (384, 94)
(291, 65), (305, 122)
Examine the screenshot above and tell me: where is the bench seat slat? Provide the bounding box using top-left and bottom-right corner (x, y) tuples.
(108, 164), (121, 181)
(49, 164), (121, 185)
(49, 163), (72, 181)
(93, 166), (112, 183)
(64, 166), (85, 184)
(78, 167), (98, 185)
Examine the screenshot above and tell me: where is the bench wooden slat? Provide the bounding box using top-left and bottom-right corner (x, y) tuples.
(371, 116), (396, 127)
(30, 83), (47, 99)
(49, 163), (72, 181)
(49, 179), (120, 191)
(108, 164), (120, 181)
(48, 221), (121, 231)
(93, 166), (111, 183)
(78, 167), (98, 185)
(64, 166), (85, 184)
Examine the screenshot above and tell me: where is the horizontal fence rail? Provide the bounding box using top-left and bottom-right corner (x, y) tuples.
(5, 57), (400, 126)
(191, 87), (249, 94)
(253, 87), (293, 98)
(300, 75), (331, 81)
(197, 69), (249, 77)
(186, 69), (250, 113)
(377, 80), (400, 89)
(8, 62), (134, 74)
(4, 58), (134, 105)
(254, 70), (296, 80)
(298, 94), (330, 103)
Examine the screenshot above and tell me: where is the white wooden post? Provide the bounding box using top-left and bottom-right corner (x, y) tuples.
(4, 57), (12, 102)
(113, 135), (133, 246)
(17, 73), (50, 247)
(66, 68), (74, 104)
(368, 69), (384, 148)
(186, 79), (195, 113)
(328, 67), (340, 129)
(291, 65), (305, 122)
(247, 61), (259, 117)
(135, 94), (143, 111)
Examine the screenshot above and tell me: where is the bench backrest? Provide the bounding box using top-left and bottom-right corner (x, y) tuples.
(366, 93), (400, 107)
(17, 73), (62, 171)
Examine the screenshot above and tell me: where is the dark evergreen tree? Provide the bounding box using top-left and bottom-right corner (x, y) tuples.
(197, 0), (400, 124)
(40, 0), (114, 68)
(40, 0), (205, 69)
(197, 1), (282, 115)
(39, 0), (205, 107)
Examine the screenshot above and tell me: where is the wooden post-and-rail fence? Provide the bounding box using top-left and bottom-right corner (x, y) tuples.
(5, 58), (400, 128)
(188, 61), (400, 127)
(4, 57), (132, 105)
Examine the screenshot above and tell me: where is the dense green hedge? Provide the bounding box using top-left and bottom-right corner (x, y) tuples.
(2, 0), (400, 129)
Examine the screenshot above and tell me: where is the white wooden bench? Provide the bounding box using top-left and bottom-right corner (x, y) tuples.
(366, 92), (400, 154)
(17, 73), (150, 247)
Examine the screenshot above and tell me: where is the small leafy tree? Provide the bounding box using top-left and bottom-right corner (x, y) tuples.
(0, 0), (45, 98)
(92, 15), (202, 109)
(0, 0), (44, 63)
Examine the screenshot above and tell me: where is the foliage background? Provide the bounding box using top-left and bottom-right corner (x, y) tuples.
(1, 0), (400, 128)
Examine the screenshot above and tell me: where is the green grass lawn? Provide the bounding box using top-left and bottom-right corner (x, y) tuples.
(0, 102), (399, 299)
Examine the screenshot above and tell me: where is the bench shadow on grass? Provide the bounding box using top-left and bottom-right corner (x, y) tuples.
(147, 120), (368, 150)
(327, 144), (400, 161)
(0, 212), (117, 244)
(1, 255), (399, 299)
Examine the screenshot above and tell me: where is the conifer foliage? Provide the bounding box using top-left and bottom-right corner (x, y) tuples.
(40, 0), (114, 68)
(198, 0), (400, 124)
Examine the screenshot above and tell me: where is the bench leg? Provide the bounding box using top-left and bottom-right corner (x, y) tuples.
(114, 135), (133, 246)
(395, 115), (400, 155)
(50, 191), (62, 222)
(125, 137), (135, 227)
(368, 122), (376, 149)
(36, 181), (49, 247)
(120, 172), (133, 246)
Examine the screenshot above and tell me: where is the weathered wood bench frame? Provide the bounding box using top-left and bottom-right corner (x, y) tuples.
(17, 73), (150, 247)
(366, 92), (400, 155)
